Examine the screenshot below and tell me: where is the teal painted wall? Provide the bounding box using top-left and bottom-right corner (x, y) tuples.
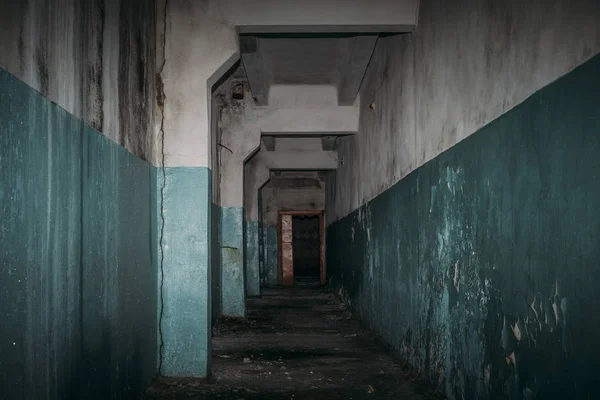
(81, 123), (157, 398)
(245, 220), (261, 296)
(211, 202), (222, 324)
(327, 54), (600, 399)
(220, 207), (245, 317)
(265, 226), (278, 286)
(157, 167), (212, 377)
(0, 67), (157, 399)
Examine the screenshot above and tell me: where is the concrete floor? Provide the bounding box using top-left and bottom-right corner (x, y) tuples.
(145, 288), (441, 399)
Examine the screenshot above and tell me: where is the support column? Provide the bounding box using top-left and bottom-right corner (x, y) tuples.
(156, 0), (237, 377)
(244, 155), (271, 296)
(261, 185), (280, 286)
(219, 103), (261, 315)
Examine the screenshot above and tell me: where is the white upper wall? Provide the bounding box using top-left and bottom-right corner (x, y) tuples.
(327, 0), (600, 223)
(162, 0), (418, 168)
(0, 0), (156, 161)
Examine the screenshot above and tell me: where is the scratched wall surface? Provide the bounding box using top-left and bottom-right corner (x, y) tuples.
(327, 54), (600, 399)
(0, 67), (157, 399)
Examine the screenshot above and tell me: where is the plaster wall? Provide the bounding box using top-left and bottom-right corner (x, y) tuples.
(0, 0), (156, 161)
(327, 55), (600, 398)
(159, 0), (238, 168)
(327, 0), (600, 223)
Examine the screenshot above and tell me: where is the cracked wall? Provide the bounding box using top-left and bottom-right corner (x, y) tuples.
(0, 1), (158, 398)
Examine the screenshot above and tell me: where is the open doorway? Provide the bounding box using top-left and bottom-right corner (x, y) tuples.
(278, 211), (325, 287)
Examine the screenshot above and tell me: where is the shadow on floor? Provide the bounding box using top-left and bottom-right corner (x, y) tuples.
(145, 287), (443, 399)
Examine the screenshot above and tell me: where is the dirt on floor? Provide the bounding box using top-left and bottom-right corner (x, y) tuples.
(145, 287), (442, 400)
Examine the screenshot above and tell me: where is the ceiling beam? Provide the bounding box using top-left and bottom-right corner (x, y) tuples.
(321, 136), (338, 151)
(337, 35), (378, 106)
(217, 0), (420, 33)
(240, 36), (270, 106)
(262, 136), (276, 151)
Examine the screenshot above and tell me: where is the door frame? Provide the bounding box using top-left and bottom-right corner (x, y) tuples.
(277, 210), (326, 286)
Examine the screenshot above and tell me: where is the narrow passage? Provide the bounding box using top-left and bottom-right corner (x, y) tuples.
(145, 288), (440, 399)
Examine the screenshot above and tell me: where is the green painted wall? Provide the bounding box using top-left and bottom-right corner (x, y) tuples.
(245, 220), (261, 296)
(327, 54), (600, 399)
(220, 206), (245, 317)
(157, 167), (212, 377)
(265, 226), (279, 286)
(0, 67), (157, 399)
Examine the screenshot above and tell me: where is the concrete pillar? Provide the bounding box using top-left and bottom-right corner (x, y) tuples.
(156, 0), (238, 377)
(219, 99), (261, 316)
(244, 156), (271, 296)
(260, 185), (280, 287)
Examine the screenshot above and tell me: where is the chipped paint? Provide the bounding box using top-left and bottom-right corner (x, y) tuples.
(327, 54), (600, 399)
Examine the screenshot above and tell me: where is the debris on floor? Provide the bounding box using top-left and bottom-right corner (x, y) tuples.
(145, 287), (442, 399)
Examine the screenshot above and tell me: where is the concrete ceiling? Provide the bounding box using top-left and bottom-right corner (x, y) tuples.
(261, 136), (340, 151)
(241, 34), (378, 105)
(261, 36), (343, 85)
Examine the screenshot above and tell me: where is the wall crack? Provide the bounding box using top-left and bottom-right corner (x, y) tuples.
(157, 0), (168, 377)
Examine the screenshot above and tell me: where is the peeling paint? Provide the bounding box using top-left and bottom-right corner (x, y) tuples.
(327, 54), (600, 399)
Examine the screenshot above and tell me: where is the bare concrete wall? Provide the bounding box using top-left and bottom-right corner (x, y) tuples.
(327, 0), (600, 223)
(0, 0), (156, 161)
(263, 185), (325, 228)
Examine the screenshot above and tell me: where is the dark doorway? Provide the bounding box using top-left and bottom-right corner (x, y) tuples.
(292, 215), (321, 285)
(278, 211), (326, 287)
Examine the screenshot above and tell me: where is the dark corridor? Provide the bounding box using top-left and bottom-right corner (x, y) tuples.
(292, 215), (321, 284)
(146, 288), (438, 399)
